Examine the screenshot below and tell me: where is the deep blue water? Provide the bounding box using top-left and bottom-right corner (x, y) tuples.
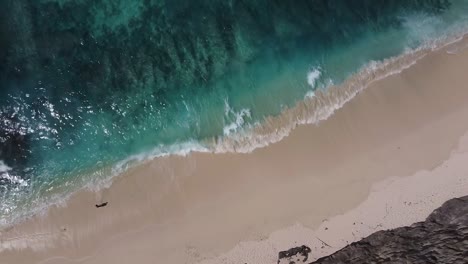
(1, 0), (468, 225)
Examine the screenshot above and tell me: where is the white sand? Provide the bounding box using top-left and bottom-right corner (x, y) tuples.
(200, 131), (468, 263)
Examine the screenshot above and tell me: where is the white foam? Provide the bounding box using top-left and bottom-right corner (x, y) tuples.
(114, 141), (207, 168)
(212, 47), (429, 154)
(216, 28), (468, 155)
(447, 39), (468, 54)
(300, 57), (421, 126)
(0, 161), (27, 187)
(0, 174), (28, 187)
(223, 100), (251, 136)
(304, 90), (315, 98)
(307, 67), (321, 88)
(0, 160), (12, 173)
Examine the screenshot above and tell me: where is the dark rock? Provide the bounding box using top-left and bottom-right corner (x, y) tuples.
(278, 245), (311, 264)
(276, 196), (468, 264)
(310, 196), (468, 264)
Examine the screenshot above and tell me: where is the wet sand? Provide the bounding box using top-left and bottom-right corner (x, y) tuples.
(2, 38), (468, 264)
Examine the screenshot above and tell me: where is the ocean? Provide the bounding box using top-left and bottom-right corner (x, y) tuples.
(1, 0), (468, 226)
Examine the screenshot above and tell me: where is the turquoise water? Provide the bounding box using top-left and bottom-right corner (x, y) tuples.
(1, 0), (468, 225)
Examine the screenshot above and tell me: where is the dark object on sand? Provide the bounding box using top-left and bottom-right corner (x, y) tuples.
(310, 196), (468, 264)
(95, 202), (108, 208)
(278, 245), (311, 264)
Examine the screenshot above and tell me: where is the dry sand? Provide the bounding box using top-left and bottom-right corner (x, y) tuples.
(2, 38), (468, 264)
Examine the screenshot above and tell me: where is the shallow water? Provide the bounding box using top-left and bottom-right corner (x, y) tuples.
(1, 0), (468, 226)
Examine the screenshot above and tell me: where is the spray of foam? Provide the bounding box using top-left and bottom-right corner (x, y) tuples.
(223, 99), (251, 136)
(0, 160), (11, 173)
(307, 67), (321, 88)
(213, 43), (440, 154)
(304, 67), (322, 98)
(0, 161), (28, 186)
(217, 27), (468, 154)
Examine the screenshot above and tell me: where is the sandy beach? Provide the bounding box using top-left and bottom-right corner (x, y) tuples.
(2, 37), (468, 264)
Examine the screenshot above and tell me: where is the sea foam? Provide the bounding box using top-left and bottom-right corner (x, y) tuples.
(0, 160), (11, 173)
(223, 100), (252, 136)
(307, 68), (321, 88)
(212, 30), (468, 154)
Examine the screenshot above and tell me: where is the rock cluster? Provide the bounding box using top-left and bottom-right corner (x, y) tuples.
(278, 196), (468, 264)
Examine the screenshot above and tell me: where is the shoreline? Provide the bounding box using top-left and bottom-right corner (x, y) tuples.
(3, 36), (468, 263)
(0, 32), (460, 230)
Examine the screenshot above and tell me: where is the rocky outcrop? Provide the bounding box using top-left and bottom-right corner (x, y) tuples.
(278, 245), (312, 264)
(279, 196), (468, 264)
